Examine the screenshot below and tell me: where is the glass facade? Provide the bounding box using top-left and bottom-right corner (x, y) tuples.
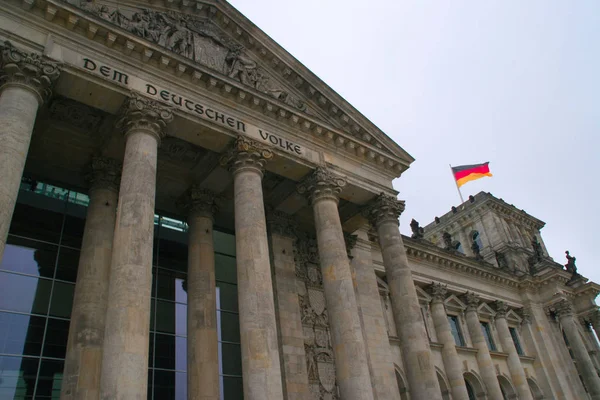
(0, 181), (242, 399)
(448, 315), (465, 346)
(480, 321), (496, 351)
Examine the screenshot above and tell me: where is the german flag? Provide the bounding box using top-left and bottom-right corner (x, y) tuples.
(452, 162), (493, 188)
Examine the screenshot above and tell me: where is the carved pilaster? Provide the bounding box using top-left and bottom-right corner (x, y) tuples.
(177, 185), (217, 219)
(428, 283), (448, 304)
(116, 93), (173, 143)
(86, 157), (121, 192)
(0, 41), (61, 104)
(462, 292), (480, 312)
(494, 301), (509, 319)
(552, 300), (573, 319)
(520, 308), (532, 326)
(267, 209), (297, 238)
(296, 167), (346, 204)
(362, 192), (405, 228)
(220, 136), (273, 177)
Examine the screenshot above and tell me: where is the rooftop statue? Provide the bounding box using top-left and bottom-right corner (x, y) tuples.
(565, 251), (578, 275)
(410, 218), (424, 239)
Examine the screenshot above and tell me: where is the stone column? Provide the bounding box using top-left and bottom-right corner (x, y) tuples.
(180, 186), (219, 400)
(581, 319), (600, 377)
(462, 293), (504, 400)
(100, 94), (173, 400)
(493, 302), (533, 400)
(0, 41), (60, 261)
(220, 137), (284, 400)
(267, 211), (311, 400)
(352, 227), (401, 400)
(428, 283), (469, 400)
(363, 193), (442, 400)
(60, 157), (120, 400)
(590, 310), (600, 343)
(297, 168), (374, 400)
(553, 300), (600, 400)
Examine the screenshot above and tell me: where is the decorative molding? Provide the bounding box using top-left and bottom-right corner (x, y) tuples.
(296, 167), (346, 205)
(0, 40), (61, 104)
(86, 156), (121, 192)
(266, 209), (297, 238)
(219, 135), (273, 176)
(462, 292), (480, 312)
(494, 301), (509, 319)
(428, 282), (448, 304)
(177, 185), (217, 218)
(48, 96), (105, 133)
(549, 300), (573, 319)
(362, 192), (405, 228)
(116, 92), (173, 141)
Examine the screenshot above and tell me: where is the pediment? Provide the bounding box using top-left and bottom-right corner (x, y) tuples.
(69, 0), (413, 175)
(444, 295), (466, 312)
(506, 310), (522, 325)
(478, 303), (496, 319)
(415, 286), (432, 304)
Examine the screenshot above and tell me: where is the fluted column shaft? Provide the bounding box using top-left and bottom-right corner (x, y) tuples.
(297, 168), (374, 400)
(463, 293), (503, 400)
(100, 95), (173, 400)
(182, 187), (219, 400)
(554, 300), (600, 400)
(61, 158), (121, 400)
(0, 41), (60, 261)
(364, 193), (442, 400)
(494, 302), (533, 400)
(429, 284), (469, 400)
(221, 137), (284, 400)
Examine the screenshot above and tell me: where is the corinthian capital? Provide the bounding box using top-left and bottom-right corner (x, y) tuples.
(494, 301), (509, 319)
(0, 41), (61, 105)
(296, 167), (346, 204)
(86, 157), (121, 192)
(220, 136), (273, 177)
(178, 185), (218, 219)
(462, 292), (480, 312)
(116, 93), (173, 142)
(428, 283), (448, 304)
(551, 299), (573, 319)
(362, 192), (405, 228)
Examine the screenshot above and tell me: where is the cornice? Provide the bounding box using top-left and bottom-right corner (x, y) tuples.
(8, 0), (410, 179)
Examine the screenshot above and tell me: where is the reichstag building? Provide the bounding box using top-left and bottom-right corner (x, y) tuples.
(0, 0), (599, 399)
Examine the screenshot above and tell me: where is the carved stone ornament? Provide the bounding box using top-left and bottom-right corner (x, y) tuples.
(410, 218), (425, 239)
(48, 97), (105, 133)
(520, 308), (532, 325)
(297, 167), (347, 205)
(177, 185), (217, 218)
(86, 157), (122, 192)
(266, 209), (297, 238)
(494, 301), (509, 319)
(0, 41), (61, 104)
(428, 282), (448, 304)
(116, 93), (173, 141)
(551, 300), (573, 319)
(462, 292), (480, 312)
(362, 192), (405, 228)
(220, 136), (273, 176)
(78, 5), (308, 111)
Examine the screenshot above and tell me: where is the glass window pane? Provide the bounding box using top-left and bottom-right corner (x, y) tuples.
(9, 203), (64, 244)
(220, 342), (242, 376)
(61, 214), (86, 249)
(155, 301), (186, 336)
(0, 355), (38, 399)
(49, 282), (75, 318)
(42, 318), (70, 359)
(54, 248), (80, 283)
(222, 376), (243, 400)
(215, 254), (237, 284)
(213, 230), (236, 257)
(153, 369), (187, 400)
(0, 272), (52, 315)
(448, 315), (464, 346)
(157, 237), (187, 273)
(481, 322), (496, 351)
(0, 312), (45, 356)
(1, 238), (58, 278)
(509, 327), (524, 355)
(220, 311), (240, 344)
(36, 358), (64, 398)
(154, 334), (177, 370)
(217, 282), (238, 313)
(155, 269), (187, 304)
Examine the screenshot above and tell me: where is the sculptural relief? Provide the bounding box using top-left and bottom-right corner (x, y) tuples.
(79, 4), (308, 111)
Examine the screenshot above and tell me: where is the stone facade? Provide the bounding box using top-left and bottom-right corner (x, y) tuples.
(0, 1), (598, 399)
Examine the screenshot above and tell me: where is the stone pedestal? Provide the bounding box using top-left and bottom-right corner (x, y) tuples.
(428, 284), (469, 400)
(181, 187), (219, 400)
(364, 193), (442, 400)
(221, 137), (284, 400)
(100, 95), (173, 400)
(352, 227), (401, 400)
(297, 168), (374, 400)
(462, 293), (503, 400)
(493, 302), (533, 400)
(554, 300), (600, 400)
(0, 41), (60, 261)
(61, 158), (120, 400)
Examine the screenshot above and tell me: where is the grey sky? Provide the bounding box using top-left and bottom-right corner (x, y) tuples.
(229, 1), (599, 282)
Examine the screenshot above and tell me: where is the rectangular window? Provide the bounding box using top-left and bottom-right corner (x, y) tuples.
(448, 315), (465, 346)
(509, 327), (524, 355)
(481, 321), (496, 351)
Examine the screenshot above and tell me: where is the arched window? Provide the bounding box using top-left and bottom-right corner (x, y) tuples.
(465, 378), (477, 400)
(395, 368), (409, 400)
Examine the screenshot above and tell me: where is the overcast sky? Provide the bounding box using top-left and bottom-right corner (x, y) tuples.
(229, 1), (599, 282)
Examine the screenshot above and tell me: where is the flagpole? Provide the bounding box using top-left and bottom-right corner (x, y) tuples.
(449, 164), (465, 204)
